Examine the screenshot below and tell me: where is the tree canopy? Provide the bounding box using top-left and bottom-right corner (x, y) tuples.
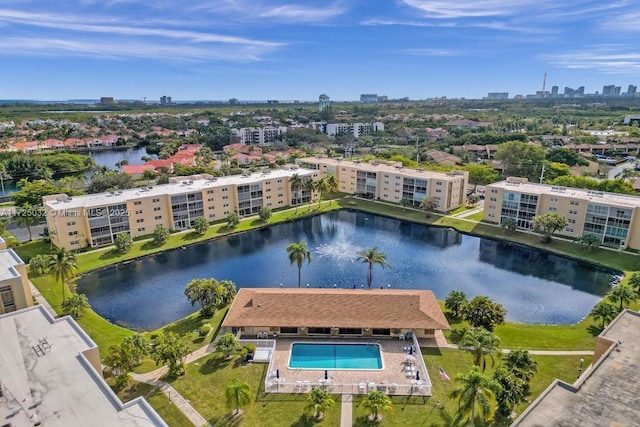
(494, 141), (545, 182)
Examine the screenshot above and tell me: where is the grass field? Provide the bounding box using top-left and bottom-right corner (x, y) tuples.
(117, 382), (192, 427)
(168, 352), (342, 427)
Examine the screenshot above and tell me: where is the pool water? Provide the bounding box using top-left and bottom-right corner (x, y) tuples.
(289, 343), (383, 369)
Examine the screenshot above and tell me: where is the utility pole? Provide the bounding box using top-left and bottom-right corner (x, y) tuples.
(415, 136), (420, 163)
(539, 163), (546, 183)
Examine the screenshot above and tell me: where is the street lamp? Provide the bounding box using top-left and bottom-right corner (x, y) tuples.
(578, 358), (584, 378)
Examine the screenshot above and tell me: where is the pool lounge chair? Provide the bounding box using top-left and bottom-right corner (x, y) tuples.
(295, 381), (303, 391)
(358, 383), (367, 393)
(368, 382), (376, 391)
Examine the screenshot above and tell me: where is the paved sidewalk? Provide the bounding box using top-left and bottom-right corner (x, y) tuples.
(446, 343), (594, 356)
(340, 394), (352, 427)
(131, 373), (210, 427)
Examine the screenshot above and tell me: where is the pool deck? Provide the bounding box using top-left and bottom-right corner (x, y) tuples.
(265, 337), (432, 396)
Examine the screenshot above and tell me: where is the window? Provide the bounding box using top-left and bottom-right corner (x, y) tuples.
(154, 215), (162, 220)
(570, 201), (579, 205)
(550, 197), (558, 202)
(569, 210), (577, 215)
(565, 227), (574, 232)
(134, 201), (141, 206)
(436, 181), (443, 186)
(207, 190), (214, 194)
(66, 221), (76, 226)
(548, 207), (557, 211)
(68, 230), (78, 236)
(153, 198), (160, 202)
(154, 207), (161, 211)
(491, 189), (497, 193)
(490, 197), (497, 202)
(70, 240), (79, 245)
(135, 210), (143, 214)
(136, 219), (144, 223)
(137, 227), (145, 232)
(222, 196), (228, 200)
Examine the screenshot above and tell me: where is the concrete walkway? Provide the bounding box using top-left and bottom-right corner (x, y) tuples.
(445, 343), (594, 356)
(131, 373), (210, 427)
(340, 394), (353, 427)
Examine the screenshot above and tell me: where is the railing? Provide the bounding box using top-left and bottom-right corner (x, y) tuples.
(411, 331), (432, 391)
(264, 379), (431, 396)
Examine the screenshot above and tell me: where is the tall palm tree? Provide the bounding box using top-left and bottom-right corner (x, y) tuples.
(324, 174), (339, 205)
(357, 247), (390, 289)
(361, 390), (393, 422)
(47, 247), (78, 303)
(225, 377), (252, 416)
(590, 300), (620, 328)
(450, 366), (499, 427)
(305, 387), (335, 420)
(289, 173), (304, 214)
(316, 177), (328, 209)
(607, 284), (637, 310)
(459, 327), (501, 372)
(287, 241), (312, 288)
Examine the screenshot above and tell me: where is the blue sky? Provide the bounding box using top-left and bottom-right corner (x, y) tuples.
(1, 0), (639, 101)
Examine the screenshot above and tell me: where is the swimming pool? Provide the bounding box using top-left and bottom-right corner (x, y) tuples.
(289, 343), (383, 370)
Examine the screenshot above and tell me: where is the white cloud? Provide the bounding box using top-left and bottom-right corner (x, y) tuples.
(0, 36), (271, 61)
(543, 47), (640, 74)
(402, 48), (463, 56)
(190, 0), (346, 23)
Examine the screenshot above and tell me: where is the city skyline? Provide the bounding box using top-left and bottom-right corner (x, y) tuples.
(1, 1), (639, 100)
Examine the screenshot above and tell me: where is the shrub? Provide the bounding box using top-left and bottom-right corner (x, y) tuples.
(199, 324), (211, 337)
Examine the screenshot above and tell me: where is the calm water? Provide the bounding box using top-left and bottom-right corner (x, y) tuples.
(77, 211), (616, 330)
(289, 344), (383, 369)
(88, 147), (154, 170)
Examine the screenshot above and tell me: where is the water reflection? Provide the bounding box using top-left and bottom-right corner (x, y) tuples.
(78, 210), (617, 330)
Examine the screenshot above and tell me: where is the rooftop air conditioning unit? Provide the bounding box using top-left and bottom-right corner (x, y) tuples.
(188, 180), (193, 184)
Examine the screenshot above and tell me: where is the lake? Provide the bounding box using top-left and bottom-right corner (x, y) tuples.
(77, 210), (617, 330)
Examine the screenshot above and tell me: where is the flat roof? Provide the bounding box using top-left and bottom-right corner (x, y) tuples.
(513, 310), (640, 426)
(0, 249), (25, 281)
(44, 168), (315, 211)
(489, 180), (640, 209)
(0, 306), (167, 426)
(222, 288), (450, 330)
(298, 157), (467, 181)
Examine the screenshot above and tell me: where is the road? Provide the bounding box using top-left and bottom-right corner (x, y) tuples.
(607, 161), (636, 179)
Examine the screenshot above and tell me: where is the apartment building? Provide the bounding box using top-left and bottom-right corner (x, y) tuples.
(483, 178), (640, 249)
(44, 169), (319, 250)
(0, 237), (33, 314)
(0, 305), (167, 426)
(232, 126), (287, 145)
(297, 157), (468, 211)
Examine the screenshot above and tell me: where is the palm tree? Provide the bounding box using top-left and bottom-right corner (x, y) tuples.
(361, 390), (393, 422)
(615, 167), (636, 181)
(225, 377), (252, 416)
(324, 174), (339, 205)
(590, 300), (620, 328)
(459, 328), (501, 372)
(286, 241), (312, 288)
(450, 366), (499, 427)
(419, 196), (439, 218)
(47, 247), (78, 303)
(357, 247), (390, 289)
(289, 173), (304, 214)
(445, 290), (467, 318)
(316, 177), (328, 209)
(503, 350), (538, 381)
(61, 293), (90, 318)
(305, 387), (335, 420)
(607, 284), (637, 310)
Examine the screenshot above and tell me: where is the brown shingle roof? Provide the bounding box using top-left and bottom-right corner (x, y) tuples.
(222, 288), (450, 330)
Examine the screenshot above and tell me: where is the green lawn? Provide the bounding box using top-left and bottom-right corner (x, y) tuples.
(118, 382), (192, 427)
(169, 352), (342, 427)
(14, 239), (51, 262)
(351, 348), (587, 426)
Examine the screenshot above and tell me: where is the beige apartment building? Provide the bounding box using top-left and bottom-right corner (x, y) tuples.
(0, 237), (33, 314)
(44, 168), (319, 250)
(297, 157), (468, 211)
(483, 177), (640, 250)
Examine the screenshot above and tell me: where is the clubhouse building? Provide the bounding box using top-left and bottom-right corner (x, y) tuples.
(296, 157), (469, 212)
(483, 177), (640, 250)
(221, 288), (450, 340)
(44, 168), (319, 250)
